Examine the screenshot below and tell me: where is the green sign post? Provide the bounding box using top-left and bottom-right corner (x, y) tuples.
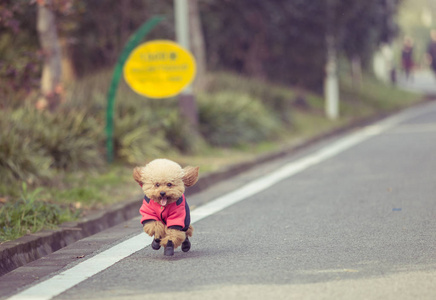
(105, 16), (164, 163)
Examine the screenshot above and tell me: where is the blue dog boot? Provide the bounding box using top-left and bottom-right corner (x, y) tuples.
(181, 237), (191, 252)
(164, 240), (174, 256)
(151, 239), (161, 250)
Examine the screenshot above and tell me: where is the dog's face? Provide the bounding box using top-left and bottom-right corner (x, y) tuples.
(133, 159), (199, 206)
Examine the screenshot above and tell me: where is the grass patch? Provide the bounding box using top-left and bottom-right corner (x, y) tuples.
(340, 74), (419, 116)
(0, 183), (80, 242)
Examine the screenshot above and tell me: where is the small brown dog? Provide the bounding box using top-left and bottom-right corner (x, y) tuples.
(133, 159), (199, 256)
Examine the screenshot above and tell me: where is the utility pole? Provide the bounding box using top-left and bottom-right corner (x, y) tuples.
(174, 0), (198, 127)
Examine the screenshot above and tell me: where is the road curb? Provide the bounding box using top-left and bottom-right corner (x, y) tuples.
(0, 100), (432, 277)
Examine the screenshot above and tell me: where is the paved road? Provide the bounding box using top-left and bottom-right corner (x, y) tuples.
(397, 69), (436, 95)
(1, 101), (436, 300)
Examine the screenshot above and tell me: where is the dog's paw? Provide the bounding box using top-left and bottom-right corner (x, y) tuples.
(151, 239), (161, 250)
(164, 240), (174, 256)
(181, 237), (191, 252)
(143, 221), (166, 239)
(162, 228), (186, 248)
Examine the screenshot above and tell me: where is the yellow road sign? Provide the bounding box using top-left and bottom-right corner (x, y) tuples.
(123, 40), (196, 99)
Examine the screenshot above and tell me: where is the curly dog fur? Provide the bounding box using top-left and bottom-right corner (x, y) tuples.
(134, 159), (198, 256)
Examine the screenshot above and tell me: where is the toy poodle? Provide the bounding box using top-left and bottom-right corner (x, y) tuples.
(133, 158), (199, 256)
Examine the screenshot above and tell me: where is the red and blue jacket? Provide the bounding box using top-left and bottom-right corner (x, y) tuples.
(139, 194), (191, 231)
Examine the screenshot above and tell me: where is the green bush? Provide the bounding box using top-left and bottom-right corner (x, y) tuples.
(113, 90), (204, 160)
(0, 110), (53, 185)
(198, 91), (282, 147)
(208, 72), (295, 125)
(114, 109), (170, 164)
(12, 107), (104, 171)
(0, 105), (105, 189)
(66, 73), (201, 161)
(157, 109), (198, 153)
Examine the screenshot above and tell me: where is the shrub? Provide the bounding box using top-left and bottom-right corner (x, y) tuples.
(114, 109), (170, 163)
(11, 107), (105, 171)
(207, 72), (295, 125)
(198, 91), (282, 147)
(0, 109), (53, 185)
(0, 105), (105, 189)
(153, 108), (204, 154)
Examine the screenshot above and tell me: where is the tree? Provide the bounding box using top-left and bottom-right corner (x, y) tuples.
(198, 0), (402, 91)
(0, 1), (40, 108)
(339, 0), (401, 67)
(36, 0), (62, 111)
(200, 0), (326, 90)
(68, 0), (174, 77)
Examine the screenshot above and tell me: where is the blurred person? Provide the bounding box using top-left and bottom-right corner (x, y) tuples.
(426, 30), (436, 76)
(401, 36), (414, 81)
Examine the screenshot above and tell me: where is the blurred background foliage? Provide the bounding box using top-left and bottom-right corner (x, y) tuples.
(1, 0), (401, 95)
(0, 0), (427, 240)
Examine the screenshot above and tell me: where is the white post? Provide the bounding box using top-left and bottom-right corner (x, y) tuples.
(174, 0), (193, 94)
(174, 0), (197, 126)
(324, 34), (339, 120)
(175, 0), (189, 48)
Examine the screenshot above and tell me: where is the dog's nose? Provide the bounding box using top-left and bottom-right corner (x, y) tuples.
(160, 191), (166, 196)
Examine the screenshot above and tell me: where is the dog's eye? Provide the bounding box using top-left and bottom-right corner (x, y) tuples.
(167, 183), (172, 187)
(155, 183), (160, 187)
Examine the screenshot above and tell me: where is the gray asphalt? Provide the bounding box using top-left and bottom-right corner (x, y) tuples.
(2, 100), (436, 300)
(47, 102), (436, 298)
(397, 69), (436, 95)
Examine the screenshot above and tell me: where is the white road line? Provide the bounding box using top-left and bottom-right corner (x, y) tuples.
(7, 102), (434, 300)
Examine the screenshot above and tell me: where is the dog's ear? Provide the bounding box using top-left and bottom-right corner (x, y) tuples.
(133, 167), (143, 186)
(182, 166), (199, 187)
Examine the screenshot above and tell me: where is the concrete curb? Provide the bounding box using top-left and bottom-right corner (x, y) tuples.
(0, 100), (432, 277)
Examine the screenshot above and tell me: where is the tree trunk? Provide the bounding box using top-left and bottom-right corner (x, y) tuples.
(350, 54), (362, 89)
(37, 0), (62, 111)
(188, 0), (207, 91)
(244, 12), (267, 80)
(60, 37), (76, 82)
